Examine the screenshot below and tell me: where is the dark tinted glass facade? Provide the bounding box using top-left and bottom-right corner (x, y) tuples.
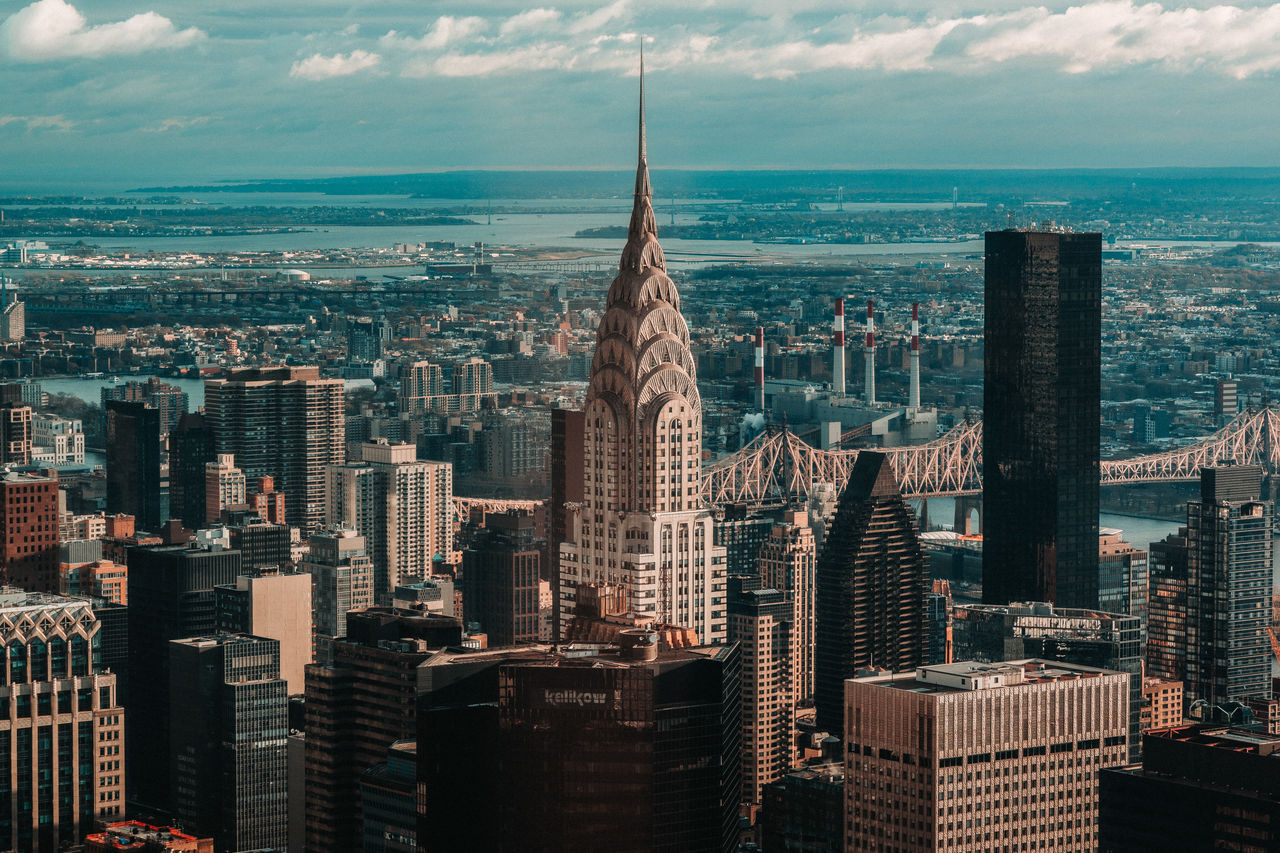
(105, 401), (162, 533)
(813, 452), (927, 735)
(983, 230), (1101, 609)
(460, 511), (541, 646)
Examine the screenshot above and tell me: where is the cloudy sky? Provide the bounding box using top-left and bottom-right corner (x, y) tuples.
(3, 0), (1280, 190)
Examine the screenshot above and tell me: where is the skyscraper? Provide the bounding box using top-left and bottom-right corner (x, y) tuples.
(0, 469), (60, 591)
(169, 634), (288, 852)
(0, 387), (32, 465)
(728, 583), (795, 807)
(214, 568), (313, 694)
(558, 70), (728, 644)
(169, 413), (217, 531)
(204, 366), (344, 534)
(325, 440), (453, 605)
(1184, 465), (1272, 713)
(983, 230), (1102, 609)
(204, 453), (246, 524)
(549, 406), (584, 641)
(846, 660), (1129, 852)
(460, 510), (542, 647)
(813, 451), (928, 734)
(0, 590), (125, 852)
(758, 509), (816, 701)
(397, 360), (445, 416)
(105, 400), (162, 532)
(304, 526), (374, 663)
(1146, 527), (1189, 683)
(125, 542), (242, 812)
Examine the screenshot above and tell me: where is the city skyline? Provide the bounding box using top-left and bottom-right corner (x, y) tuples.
(6, 1), (1280, 189)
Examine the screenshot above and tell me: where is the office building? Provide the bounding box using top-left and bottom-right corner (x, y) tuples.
(460, 510), (541, 647)
(359, 740), (417, 853)
(558, 88), (728, 644)
(953, 601), (1143, 760)
(304, 526), (374, 662)
(215, 568), (312, 693)
(169, 413), (217, 531)
(758, 509), (816, 701)
(1100, 725), (1280, 851)
(305, 608), (462, 853)
(205, 366), (345, 533)
(1140, 677), (1183, 731)
(1, 470), (60, 592)
(1215, 378), (1239, 425)
(204, 454), (246, 524)
(225, 512), (292, 573)
(32, 413), (85, 464)
(983, 230), (1102, 609)
(84, 822), (213, 852)
(325, 440), (453, 605)
(105, 400), (162, 532)
(102, 377), (189, 435)
(760, 760), (844, 853)
(60, 558), (127, 605)
(169, 634), (288, 852)
(549, 406), (584, 641)
(0, 590), (125, 852)
(715, 503), (777, 577)
(417, 637), (741, 853)
(1185, 465), (1273, 713)
(813, 451), (928, 734)
(247, 475), (286, 526)
(729, 584), (795, 806)
(925, 579), (954, 665)
(846, 660), (1129, 852)
(125, 542), (241, 812)
(0, 386), (31, 465)
(1146, 527), (1188, 683)
(1098, 528), (1148, 629)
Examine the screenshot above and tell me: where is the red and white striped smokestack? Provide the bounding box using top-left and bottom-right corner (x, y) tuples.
(864, 300), (876, 405)
(754, 326), (765, 412)
(909, 302), (921, 411)
(832, 298), (845, 396)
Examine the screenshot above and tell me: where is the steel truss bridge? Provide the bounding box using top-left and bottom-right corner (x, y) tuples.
(701, 407), (1280, 505)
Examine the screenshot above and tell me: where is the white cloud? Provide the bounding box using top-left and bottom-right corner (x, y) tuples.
(568, 0), (631, 35)
(0, 114), (76, 131)
(143, 116), (215, 133)
(290, 49), (382, 80)
(381, 15), (487, 51)
(499, 8), (563, 38)
(0, 0), (204, 61)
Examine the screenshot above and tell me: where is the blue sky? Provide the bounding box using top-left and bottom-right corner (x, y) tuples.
(4, 0), (1280, 190)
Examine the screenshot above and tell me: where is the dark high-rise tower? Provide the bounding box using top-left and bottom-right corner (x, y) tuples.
(105, 400), (163, 532)
(983, 230), (1101, 609)
(813, 451), (928, 734)
(169, 412), (217, 530)
(460, 510), (542, 647)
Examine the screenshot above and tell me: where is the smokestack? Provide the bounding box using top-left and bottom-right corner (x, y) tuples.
(754, 326), (765, 412)
(864, 300), (876, 405)
(909, 302), (920, 411)
(832, 298), (845, 396)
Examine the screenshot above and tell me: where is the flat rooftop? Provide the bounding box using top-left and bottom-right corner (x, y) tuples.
(863, 659), (1118, 694)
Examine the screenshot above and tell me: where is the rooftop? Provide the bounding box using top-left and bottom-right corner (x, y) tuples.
(863, 659), (1120, 694)
(1149, 724), (1280, 757)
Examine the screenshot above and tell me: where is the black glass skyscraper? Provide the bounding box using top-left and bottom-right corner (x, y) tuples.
(983, 230), (1101, 609)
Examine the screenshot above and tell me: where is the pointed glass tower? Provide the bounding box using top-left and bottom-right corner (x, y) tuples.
(558, 64), (727, 644)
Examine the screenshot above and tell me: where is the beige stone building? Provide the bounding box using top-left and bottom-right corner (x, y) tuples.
(845, 660), (1129, 852)
(1139, 677), (1183, 732)
(729, 586), (794, 806)
(759, 509), (815, 702)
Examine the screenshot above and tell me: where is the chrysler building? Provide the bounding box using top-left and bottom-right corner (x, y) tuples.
(558, 69), (727, 644)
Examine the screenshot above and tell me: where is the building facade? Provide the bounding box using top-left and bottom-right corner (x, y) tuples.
(169, 413), (218, 532)
(204, 454), (246, 524)
(813, 451), (928, 735)
(104, 401), (162, 533)
(558, 96), (728, 643)
(0, 470), (60, 592)
(758, 509), (816, 702)
(204, 366), (345, 534)
(983, 230), (1102, 609)
(0, 590), (125, 852)
(846, 660), (1129, 852)
(728, 584), (795, 807)
(214, 568), (312, 694)
(304, 526), (374, 662)
(460, 510), (542, 646)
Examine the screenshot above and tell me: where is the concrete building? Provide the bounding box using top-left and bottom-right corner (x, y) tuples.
(758, 509), (816, 702)
(326, 440), (453, 605)
(846, 660), (1129, 852)
(204, 453), (246, 524)
(205, 366), (345, 534)
(397, 360), (444, 416)
(460, 510), (541, 646)
(0, 590), (125, 851)
(0, 470), (60, 592)
(214, 567), (312, 694)
(0, 389), (31, 465)
(1100, 725), (1280, 851)
(304, 526), (374, 662)
(60, 557), (127, 605)
(952, 601), (1143, 760)
(169, 634), (288, 852)
(814, 451), (928, 735)
(984, 230), (1102, 610)
(32, 413), (85, 464)
(558, 93), (729, 645)
(1140, 677), (1183, 732)
(729, 583), (795, 807)
(1185, 465), (1273, 715)
(759, 760), (844, 853)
